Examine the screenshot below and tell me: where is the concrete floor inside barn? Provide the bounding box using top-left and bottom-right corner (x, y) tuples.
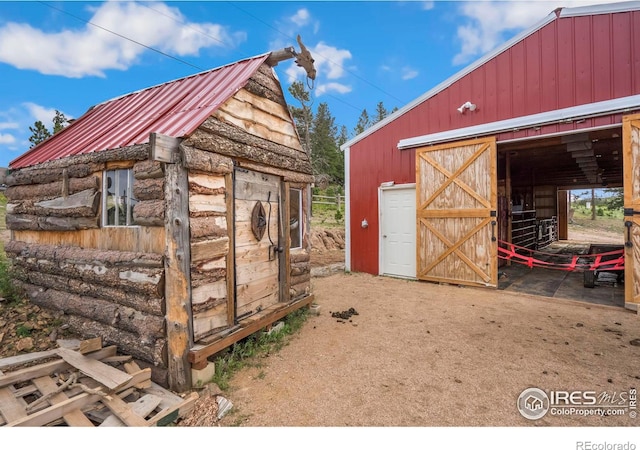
(497, 241), (625, 308)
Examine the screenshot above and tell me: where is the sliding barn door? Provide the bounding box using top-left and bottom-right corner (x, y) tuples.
(416, 137), (498, 287)
(623, 113), (640, 310)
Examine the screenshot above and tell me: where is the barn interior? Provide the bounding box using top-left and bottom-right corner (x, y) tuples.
(495, 126), (625, 307)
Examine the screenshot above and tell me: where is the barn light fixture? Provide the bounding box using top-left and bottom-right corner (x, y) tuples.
(457, 101), (477, 114)
(361, 219), (369, 229)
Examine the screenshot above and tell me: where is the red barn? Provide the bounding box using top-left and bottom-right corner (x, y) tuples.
(341, 2), (640, 311)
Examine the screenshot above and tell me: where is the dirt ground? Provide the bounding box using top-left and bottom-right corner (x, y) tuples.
(180, 225), (640, 428)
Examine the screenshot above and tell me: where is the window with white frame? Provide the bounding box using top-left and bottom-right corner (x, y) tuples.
(290, 188), (302, 249)
(103, 169), (137, 227)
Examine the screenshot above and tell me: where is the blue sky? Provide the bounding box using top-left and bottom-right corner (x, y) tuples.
(0, 0), (625, 169)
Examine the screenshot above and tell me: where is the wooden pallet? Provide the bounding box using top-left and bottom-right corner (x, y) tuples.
(0, 340), (198, 427)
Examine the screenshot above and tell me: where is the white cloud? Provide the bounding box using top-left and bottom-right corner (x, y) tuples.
(315, 82), (352, 96)
(422, 1), (435, 10)
(23, 103), (59, 125)
(291, 9), (311, 27)
(311, 42), (353, 80)
(401, 67), (419, 80)
(0, 2), (246, 78)
(0, 133), (16, 144)
(452, 0), (624, 65)
(0, 122), (19, 130)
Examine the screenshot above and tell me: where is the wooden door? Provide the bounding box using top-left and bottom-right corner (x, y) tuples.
(623, 113), (640, 310)
(416, 137), (497, 287)
(234, 168), (281, 321)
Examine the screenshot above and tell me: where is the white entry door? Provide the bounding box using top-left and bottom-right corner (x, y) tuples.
(380, 184), (416, 278)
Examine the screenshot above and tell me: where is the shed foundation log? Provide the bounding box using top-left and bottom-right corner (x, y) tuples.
(133, 200), (165, 227)
(5, 241), (163, 267)
(133, 178), (165, 201)
(16, 281), (164, 339)
(133, 160), (164, 180)
(5, 175), (100, 201)
(64, 315), (165, 366)
(181, 145), (233, 174)
(16, 271), (162, 315)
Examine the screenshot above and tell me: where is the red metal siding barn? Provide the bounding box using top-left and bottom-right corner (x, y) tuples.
(342, 2), (640, 310)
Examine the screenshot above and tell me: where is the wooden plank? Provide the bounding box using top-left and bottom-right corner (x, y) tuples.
(191, 237), (229, 263)
(236, 160), (314, 184)
(0, 387), (27, 423)
(225, 172), (236, 326)
(0, 346), (117, 388)
(150, 133), (180, 163)
(79, 337), (103, 354)
(282, 183), (291, 300)
(164, 148), (194, 392)
(5, 369), (151, 427)
(57, 348), (132, 392)
(32, 376), (94, 427)
(189, 294), (314, 366)
(236, 260), (278, 285)
(189, 193), (226, 215)
(623, 113), (640, 309)
(148, 392), (199, 427)
(0, 349), (61, 371)
(13, 227), (165, 254)
(100, 395), (151, 427)
(100, 394), (161, 427)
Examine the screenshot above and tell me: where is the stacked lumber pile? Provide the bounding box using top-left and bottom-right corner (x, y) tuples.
(0, 339), (197, 427)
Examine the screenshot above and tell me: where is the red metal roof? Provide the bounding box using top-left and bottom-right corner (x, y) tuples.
(10, 53), (271, 169)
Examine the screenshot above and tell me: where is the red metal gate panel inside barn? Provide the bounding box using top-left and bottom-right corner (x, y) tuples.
(416, 137), (498, 288)
(623, 113), (640, 310)
(234, 168), (281, 320)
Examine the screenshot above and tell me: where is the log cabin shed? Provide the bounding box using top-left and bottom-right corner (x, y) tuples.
(341, 2), (640, 312)
(5, 52), (315, 391)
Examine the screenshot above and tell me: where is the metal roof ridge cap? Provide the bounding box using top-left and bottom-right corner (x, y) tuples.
(559, 1), (640, 17)
(339, 10), (559, 151)
(397, 94), (640, 149)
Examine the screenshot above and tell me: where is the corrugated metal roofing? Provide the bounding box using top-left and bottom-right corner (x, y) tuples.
(10, 53), (271, 169)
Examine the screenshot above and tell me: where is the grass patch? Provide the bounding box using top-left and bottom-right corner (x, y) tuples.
(210, 307), (309, 390)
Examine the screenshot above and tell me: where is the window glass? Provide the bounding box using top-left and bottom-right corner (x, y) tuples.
(104, 168), (136, 227)
(290, 188), (302, 249)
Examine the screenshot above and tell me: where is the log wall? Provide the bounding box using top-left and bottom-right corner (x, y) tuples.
(5, 146), (169, 383)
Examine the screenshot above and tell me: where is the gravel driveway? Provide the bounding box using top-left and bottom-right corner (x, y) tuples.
(195, 272), (640, 427)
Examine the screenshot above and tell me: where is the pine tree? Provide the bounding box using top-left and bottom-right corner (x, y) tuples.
(354, 109), (371, 135)
(52, 110), (68, 134)
(288, 81), (313, 156)
(310, 102), (343, 184)
(28, 121), (51, 148)
(374, 102), (388, 123)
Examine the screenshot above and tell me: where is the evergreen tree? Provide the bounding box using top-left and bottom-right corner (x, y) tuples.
(374, 101), (388, 123)
(288, 81), (313, 156)
(52, 110), (68, 134)
(353, 109), (371, 135)
(28, 121), (51, 148)
(337, 125), (348, 148)
(310, 102), (343, 185)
